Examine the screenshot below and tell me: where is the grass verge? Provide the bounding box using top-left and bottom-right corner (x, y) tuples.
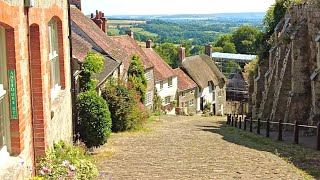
(215, 123), (320, 179)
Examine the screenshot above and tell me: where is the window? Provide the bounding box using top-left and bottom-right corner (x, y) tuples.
(160, 81), (164, 90)
(191, 90), (194, 95)
(181, 92), (185, 97)
(164, 96), (171, 105)
(189, 99), (194, 106)
(168, 77), (173, 87)
(49, 19), (61, 98)
(145, 70), (151, 81)
(146, 92), (152, 105)
(0, 27), (10, 154)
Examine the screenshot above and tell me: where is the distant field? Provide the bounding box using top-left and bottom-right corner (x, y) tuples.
(108, 28), (120, 35)
(108, 20), (146, 25)
(130, 28), (158, 37)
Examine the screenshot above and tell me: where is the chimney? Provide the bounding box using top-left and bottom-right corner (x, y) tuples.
(70, 0), (82, 11)
(205, 44), (212, 58)
(91, 10), (107, 33)
(146, 40), (152, 48)
(126, 29), (134, 39)
(178, 45), (186, 63)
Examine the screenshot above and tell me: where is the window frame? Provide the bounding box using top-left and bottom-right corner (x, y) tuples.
(0, 27), (11, 155)
(145, 70), (151, 81)
(160, 81), (164, 90)
(48, 19), (61, 99)
(146, 92), (152, 106)
(164, 96), (171, 105)
(168, 77), (173, 87)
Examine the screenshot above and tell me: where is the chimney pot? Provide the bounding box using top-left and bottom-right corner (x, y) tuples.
(102, 13), (105, 17)
(178, 45), (186, 63)
(146, 40), (152, 48)
(91, 13), (94, 19)
(205, 44), (212, 58)
(126, 30), (134, 39)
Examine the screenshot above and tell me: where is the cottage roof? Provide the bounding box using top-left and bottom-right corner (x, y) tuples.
(182, 54), (226, 89)
(71, 32), (92, 62)
(91, 56), (121, 87)
(173, 68), (197, 91)
(70, 6), (131, 70)
(227, 71), (248, 91)
(142, 48), (175, 82)
(110, 35), (153, 69)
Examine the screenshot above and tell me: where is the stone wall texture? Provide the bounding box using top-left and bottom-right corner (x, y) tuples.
(251, 0), (320, 125)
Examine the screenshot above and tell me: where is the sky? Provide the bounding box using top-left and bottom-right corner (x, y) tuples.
(82, 0), (276, 16)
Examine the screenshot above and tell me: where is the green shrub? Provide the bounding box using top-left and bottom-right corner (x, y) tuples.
(36, 141), (98, 180)
(102, 79), (146, 132)
(80, 52), (104, 91)
(77, 91), (112, 148)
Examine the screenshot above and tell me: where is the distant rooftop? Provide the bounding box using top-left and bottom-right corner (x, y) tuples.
(212, 52), (257, 62)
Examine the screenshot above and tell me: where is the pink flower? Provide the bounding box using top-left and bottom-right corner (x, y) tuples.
(68, 171), (75, 177)
(39, 170), (45, 175)
(69, 165), (76, 171)
(57, 178), (63, 180)
(62, 160), (70, 166)
(42, 166), (51, 173)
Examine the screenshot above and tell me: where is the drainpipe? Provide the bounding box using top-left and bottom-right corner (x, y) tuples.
(25, 5), (37, 175)
(67, 0), (77, 141)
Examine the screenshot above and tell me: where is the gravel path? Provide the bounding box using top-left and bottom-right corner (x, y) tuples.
(95, 115), (303, 180)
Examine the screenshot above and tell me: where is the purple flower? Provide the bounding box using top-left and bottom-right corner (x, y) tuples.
(39, 170), (45, 175)
(62, 160), (70, 166)
(69, 165), (76, 171)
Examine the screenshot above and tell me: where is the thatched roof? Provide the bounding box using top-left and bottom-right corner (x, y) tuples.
(181, 54), (226, 89)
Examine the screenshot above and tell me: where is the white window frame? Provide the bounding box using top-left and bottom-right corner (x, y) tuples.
(189, 99), (194, 106)
(159, 81), (164, 90)
(146, 92), (152, 106)
(168, 77), (173, 87)
(0, 27), (11, 160)
(49, 19), (61, 99)
(145, 70), (151, 81)
(164, 96), (171, 105)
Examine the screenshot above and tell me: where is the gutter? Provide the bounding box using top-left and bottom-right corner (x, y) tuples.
(67, 0), (77, 141)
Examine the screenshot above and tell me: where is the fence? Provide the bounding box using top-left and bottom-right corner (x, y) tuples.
(226, 115), (320, 151)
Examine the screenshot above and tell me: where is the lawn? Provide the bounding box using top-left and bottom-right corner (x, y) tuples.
(107, 28), (120, 35)
(130, 28), (158, 37)
(217, 124), (320, 180)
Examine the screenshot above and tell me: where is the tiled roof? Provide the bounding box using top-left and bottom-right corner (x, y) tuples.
(173, 68), (197, 91)
(182, 54), (226, 89)
(70, 6), (130, 70)
(111, 36), (153, 69)
(142, 48), (175, 82)
(71, 32), (92, 62)
(91, 56), (121, 87)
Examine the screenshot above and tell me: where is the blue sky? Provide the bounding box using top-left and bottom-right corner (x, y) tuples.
(82, 0), (276, 16)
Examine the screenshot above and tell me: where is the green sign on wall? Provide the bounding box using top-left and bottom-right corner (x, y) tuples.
(8, 70), (18, 119)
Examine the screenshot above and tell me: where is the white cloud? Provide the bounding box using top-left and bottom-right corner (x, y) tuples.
(82, 0), (275, 15)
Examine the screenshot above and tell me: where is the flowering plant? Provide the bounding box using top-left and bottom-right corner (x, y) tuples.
(36, 141), (98, 180)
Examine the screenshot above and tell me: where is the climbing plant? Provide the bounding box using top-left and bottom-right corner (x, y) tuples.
(128, 55), (147, 103)
(80, 52), (104, 91)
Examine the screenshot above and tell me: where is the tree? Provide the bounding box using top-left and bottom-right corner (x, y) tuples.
(128, 55), (147, 103)
(222, 42), (237, 53)
(190, 46), (204, 55)
(214, 34), (233, 47)
(232, 26), (261, 54)
(154, 43), (179, 68)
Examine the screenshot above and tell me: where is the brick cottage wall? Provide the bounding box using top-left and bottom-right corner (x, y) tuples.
(0, 0), (72, 178)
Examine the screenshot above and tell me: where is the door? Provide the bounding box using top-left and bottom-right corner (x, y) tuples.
(200, 97), (204, 111)
(0, 27), (10, 156)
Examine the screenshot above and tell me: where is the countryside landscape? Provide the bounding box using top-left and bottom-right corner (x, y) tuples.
(0, 0), (320, 179)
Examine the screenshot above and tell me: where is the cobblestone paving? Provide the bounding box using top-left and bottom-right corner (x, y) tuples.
(96, 115), (303, 180)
